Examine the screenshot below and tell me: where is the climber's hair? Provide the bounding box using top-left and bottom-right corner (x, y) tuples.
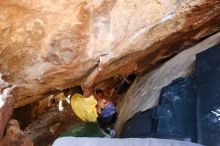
(95, 89), (113, 102)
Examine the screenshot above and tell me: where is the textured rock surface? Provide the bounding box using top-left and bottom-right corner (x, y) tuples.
(12, 93), (83, 146)
(0, 84), (15, 141)
(115, 32), (220, 134)
(24, 106), (82, 146)
(0, 120), (33, 146)
(0, 0), (219, 107)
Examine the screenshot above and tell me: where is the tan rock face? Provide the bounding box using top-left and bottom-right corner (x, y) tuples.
(0, 86), (15, 140)
(0, 120), (33, 146)
(0, 0), (219, 107)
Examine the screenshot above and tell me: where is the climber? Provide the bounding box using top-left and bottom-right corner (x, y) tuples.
(69, 70), (99, 122)
(70, 55), (109, 122)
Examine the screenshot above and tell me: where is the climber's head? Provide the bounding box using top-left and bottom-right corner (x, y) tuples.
(82, 86), (94, 97)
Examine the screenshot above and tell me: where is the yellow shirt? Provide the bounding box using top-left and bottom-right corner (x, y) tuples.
(71, 93), (98, 122)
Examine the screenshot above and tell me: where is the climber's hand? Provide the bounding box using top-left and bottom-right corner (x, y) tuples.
(98, 55), (110, 71)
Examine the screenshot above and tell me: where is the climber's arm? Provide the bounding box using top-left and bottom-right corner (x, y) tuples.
(82, 67), (101, 97)
(83, 66), (101, 89)
(82, 55), (109, 97)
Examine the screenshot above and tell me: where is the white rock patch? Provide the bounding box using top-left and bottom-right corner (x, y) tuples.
(0, 94), (5, 108)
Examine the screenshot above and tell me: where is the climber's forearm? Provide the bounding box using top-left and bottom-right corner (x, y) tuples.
(83, 67), (100, 88)
(83, 55), (108, 89)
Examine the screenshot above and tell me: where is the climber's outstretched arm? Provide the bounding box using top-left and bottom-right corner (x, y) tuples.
(82, 55), (109, 97)
(83, 66), (101, 89)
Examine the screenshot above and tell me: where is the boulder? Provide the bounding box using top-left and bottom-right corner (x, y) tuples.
(115, 32), (220, 134)
(0, 0), (219, 107)
(0, 120), (33, 146)
(0, 84), (15, 140)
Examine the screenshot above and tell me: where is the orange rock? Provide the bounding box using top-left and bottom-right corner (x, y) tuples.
(0, 120), (33, 146)
(0, 0), (219, 107)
